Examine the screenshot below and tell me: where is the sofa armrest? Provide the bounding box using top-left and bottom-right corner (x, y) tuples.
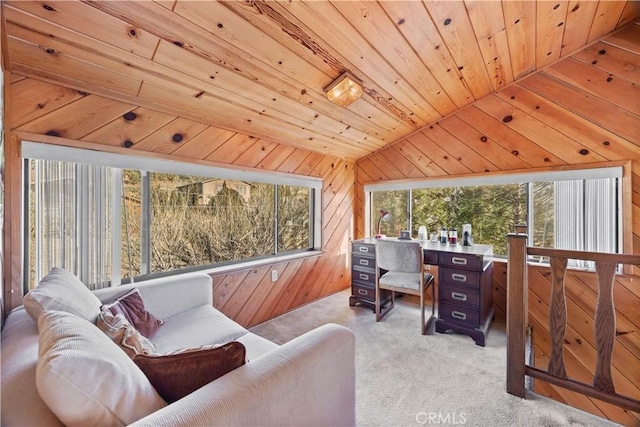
(93, 273), (213, 320)
(130, 323), (356, 427)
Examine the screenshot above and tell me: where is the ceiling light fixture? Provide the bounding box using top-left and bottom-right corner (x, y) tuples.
(324, 72), (362, 107)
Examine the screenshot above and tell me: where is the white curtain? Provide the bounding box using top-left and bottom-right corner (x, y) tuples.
(31, 159), (112, 290)
(554, 181), (585, 251)
(584, 178), (618, 253)
(554, 178), (617, 268)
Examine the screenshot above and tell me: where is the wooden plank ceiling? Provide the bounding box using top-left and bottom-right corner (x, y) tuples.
(2, 0), (638, 161)
(354, 25), (640, 273)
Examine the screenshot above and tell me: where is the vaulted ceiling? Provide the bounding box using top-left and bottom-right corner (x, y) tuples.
(2, 1), (638, 161)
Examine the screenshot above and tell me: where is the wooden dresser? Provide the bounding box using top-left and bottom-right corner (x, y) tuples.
(349, 238), (494, 346)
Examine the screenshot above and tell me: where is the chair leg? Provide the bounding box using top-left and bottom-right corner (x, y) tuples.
(376, 286), (394, 322)
(421, 280), (437, 335)
(431, 280), (436, 318)
(375, 281), (380, 320)
(420, 286), (426, 335)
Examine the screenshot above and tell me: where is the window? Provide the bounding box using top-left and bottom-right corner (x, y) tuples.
(24, 143), (321, 289)
(369, 184), (527, 255)
(371, 190), (408, 237)
(412, 184), (527, 256)
(528, 178), (618, 268)
(365, 166), (622, 260)
(277, 185), (311, 253)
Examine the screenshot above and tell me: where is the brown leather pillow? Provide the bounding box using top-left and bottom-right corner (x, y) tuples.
(102, 289), (163, 338)
(132, 342), (247, 403)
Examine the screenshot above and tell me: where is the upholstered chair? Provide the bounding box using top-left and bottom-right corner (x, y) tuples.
(375, 239), (436, 335)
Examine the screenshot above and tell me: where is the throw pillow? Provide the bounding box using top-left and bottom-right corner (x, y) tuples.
(102, 288), (163, 338)
(133, 341), (247, 403)
(36, 311), (166, 427)
(96, 310), (158, 357)
(23, 267), (102, 323)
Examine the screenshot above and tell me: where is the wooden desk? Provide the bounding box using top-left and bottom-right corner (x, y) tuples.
(349, 238), (494, 346)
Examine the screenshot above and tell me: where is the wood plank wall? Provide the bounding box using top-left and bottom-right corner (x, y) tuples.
(3, 75), (354, 327)
(2, 17), (638, 426)
(354, 26), (640, 425)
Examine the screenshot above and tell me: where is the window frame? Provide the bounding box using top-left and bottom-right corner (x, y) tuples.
(363, 162), (632, 268)
(22, 141), (323, 287)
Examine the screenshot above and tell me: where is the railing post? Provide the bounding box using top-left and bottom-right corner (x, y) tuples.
(514, 224), (528, 235)
(506, 233), (528, 398)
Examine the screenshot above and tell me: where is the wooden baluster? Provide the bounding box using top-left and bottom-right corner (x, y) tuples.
(593, 260), (617, 394)
(548, 256), (568, 379)
(506, 233), (528, 398)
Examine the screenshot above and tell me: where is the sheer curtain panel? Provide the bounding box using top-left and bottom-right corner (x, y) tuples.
(30, 159), (112, 290)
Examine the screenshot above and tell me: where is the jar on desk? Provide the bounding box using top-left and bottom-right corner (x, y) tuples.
(418, 226), (428, 241)
(439, 227), (448, 243)
(449, 229), (457, 244)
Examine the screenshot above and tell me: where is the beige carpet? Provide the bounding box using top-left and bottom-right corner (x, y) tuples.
(250, 289), (620, 427)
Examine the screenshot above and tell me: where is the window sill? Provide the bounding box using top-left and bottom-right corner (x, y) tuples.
(196, 250), (325, 276)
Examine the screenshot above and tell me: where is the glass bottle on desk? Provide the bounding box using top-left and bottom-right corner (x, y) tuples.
(440, 227), (448, 243)
(462, 223), (473, 246)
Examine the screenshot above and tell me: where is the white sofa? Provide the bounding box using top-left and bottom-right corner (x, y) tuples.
(1, 272), (356, 426)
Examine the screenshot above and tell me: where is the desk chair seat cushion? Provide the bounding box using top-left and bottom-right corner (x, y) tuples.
(379, 272), (434, 290)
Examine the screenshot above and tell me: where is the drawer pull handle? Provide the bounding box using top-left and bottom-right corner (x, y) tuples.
(359, 274), (369, 280)
(452, 273), (467, 282)
(358, 289), (368, 295)
(452, 292), (467, 301)
(452, 311), (467, 320)
(451, 257), (468, 265)
(359, 259), (369, 266)
(358, 246), (369, 253)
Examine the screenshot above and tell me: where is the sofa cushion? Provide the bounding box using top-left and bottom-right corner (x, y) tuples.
(150, 304), (248, 353)
(133, 342), (246, 403)
(102, 288), (163, 338)
(0, 307), (64, 427)
(235, 332), (280, 361)
(93, 272), (213, 321)
(96, 310), (158, 357)
(36, 311), (166, 427)
(23, 267), (102, 323)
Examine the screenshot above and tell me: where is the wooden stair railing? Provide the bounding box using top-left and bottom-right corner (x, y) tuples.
(506, 233), (640, 413)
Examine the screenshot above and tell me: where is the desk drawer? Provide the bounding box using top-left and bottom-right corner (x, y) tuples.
(438, 302), (480, 327)
(439, 285), (479, 309)
(439, 267), (480, 288)
(439, 252), (483, 270)
(352, 242), (375, 255)
(352, 283), (375, 301)
(353, 254), (375, 269)
(423, 250), (439, 265)
(352, 266), (375, 286)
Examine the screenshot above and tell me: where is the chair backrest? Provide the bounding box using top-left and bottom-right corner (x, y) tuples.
(375, 239), (423, 273)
